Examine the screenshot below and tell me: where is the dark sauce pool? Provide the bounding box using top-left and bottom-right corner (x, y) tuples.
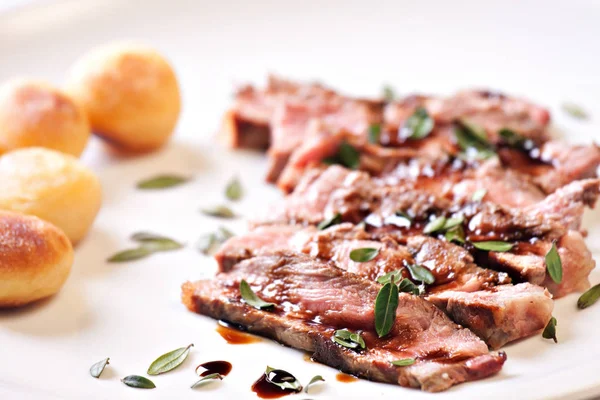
(251, 370), (302, 399)
(196, 360), (232, 377)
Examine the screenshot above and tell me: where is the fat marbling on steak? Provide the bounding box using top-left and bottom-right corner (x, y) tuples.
(182, 252), (506, 392)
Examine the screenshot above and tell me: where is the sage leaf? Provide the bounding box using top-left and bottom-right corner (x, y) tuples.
(121, 375), (156, 389)
(374, 282), (399, 337)
(443, 216), (464, 231)
(472, 241), (514, 252)
(137, 174), (189, 190)
(390, 358), (416, 367)
(387, 211), (411, 228)
(191, 373), (223, 389)
(131, 232), (183, 251)
(400, 107), (434, 140)
(240, 280), (274, 310)
(349, 247), (380, 263)
(201, 205), (236, 219)
(225, 176), (243, 201)
(454, 120), (495, 160)
(542, 317), (557, 343)
(317, 213), (342, 230)
(545, 241), (563, 284)
(445, 225), (465, 244)
(377, 270), (403, 285)
(499, 128), (533, 150)
(383, 85), (396, 102)
(423, 216), (447, 234)
(398, 278), (420, 295)
(471, 188), (487, 202)
(332, 329), (365, 350)
(338, 141), (360, 169)
(305, 375), (325, 394)
(107, 247), (152, 263)
(147, 344), (193, 375)
(197, 226), (235, 255)
(578, 283), (600, 310)
(368, 124), (381, 144)
(406, 264), (435, 285)
(562, 103), (588, 120)
(265, 366), (303, 392)
(90, 357), (109, 378)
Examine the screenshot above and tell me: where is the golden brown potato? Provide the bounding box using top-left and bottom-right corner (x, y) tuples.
(0, 210), (73, 308)
(0, 78), (90, 157)
(0, 148), (102, 244)
(65, 42), (181, 152)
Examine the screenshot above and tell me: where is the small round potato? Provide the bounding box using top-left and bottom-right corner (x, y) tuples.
(0, 79), (90, 156)
(0, 148), (102, 244)
(0, 210), (73, 308)
(65, 42), (181, 152)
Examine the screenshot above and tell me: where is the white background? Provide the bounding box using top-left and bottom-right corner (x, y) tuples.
(0, 1), (599, 399)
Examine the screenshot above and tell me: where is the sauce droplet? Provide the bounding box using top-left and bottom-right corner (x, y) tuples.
(216, 321), (261, 344)
(251, 371), (301, 399)
(336, 372), (358, 383)
(196, 360), (232, 377)
(302, 353), (317, 363)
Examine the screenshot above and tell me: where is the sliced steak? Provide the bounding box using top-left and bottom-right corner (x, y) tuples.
(427, 283), (553, 349)
(182, 252), (506, 392)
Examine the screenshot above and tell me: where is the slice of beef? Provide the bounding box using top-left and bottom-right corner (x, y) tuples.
(182, 252), (506, 392)
(427, 283), (553, 349)
(260, 165), (598, 298)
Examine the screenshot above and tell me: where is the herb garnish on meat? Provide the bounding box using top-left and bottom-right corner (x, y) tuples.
(349, 247), (380, 262)
(545, 242), (563, 284)
(375, 282), (399, 337)
(240, 280), (275, 310)
(333, 329), (366, 350)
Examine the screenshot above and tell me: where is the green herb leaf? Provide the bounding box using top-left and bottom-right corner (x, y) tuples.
(545, 242), (563, 284)
(577, 283), (600, 310)
(445, 225), (466, 244)
(147, 344), (193, 375)
(400, 107), (434, 140)
(197, 227), (234, 255)
(240, 280), (274, 310)
(542, 316), (557, 343)
(377, 270), (403, 285)
(562, 103), (588, 120)
(137, 174), (189, 190)
(333, 329), (366, 350)
(191, 373), (223, 389)
(471, 188), (487, 202)
(225, 176), (243, 201)
(131, 232), (184, 251)
(121, 375), (156, 389)
(338, 141), (360, 169)
(443, 216), (464, 231)
(264, 367), (303, 391)
(454, 121), (495, 160)
(390, 358), (416, 367)
(90, 357), (109, 378)
(472, 241), (514, 252)
(349, 247), (380, 263)
(398, 278), (420, 295)
(387, 212), (412, 228)
(498, 128), (532, 150)
(374, 282), (399, 337)
(383, 85), (396, 102)
(107, 247), (153, 263)
(406, 264), (435, 285)
(305, 375), (325, 394)
(423, 216), (447, 234)
(368, 124), (381, 144)
(201, 205), (236, 219)
(317, 213), (342, 230)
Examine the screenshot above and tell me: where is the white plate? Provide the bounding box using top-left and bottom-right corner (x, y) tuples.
(1, 0), (600, 399)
